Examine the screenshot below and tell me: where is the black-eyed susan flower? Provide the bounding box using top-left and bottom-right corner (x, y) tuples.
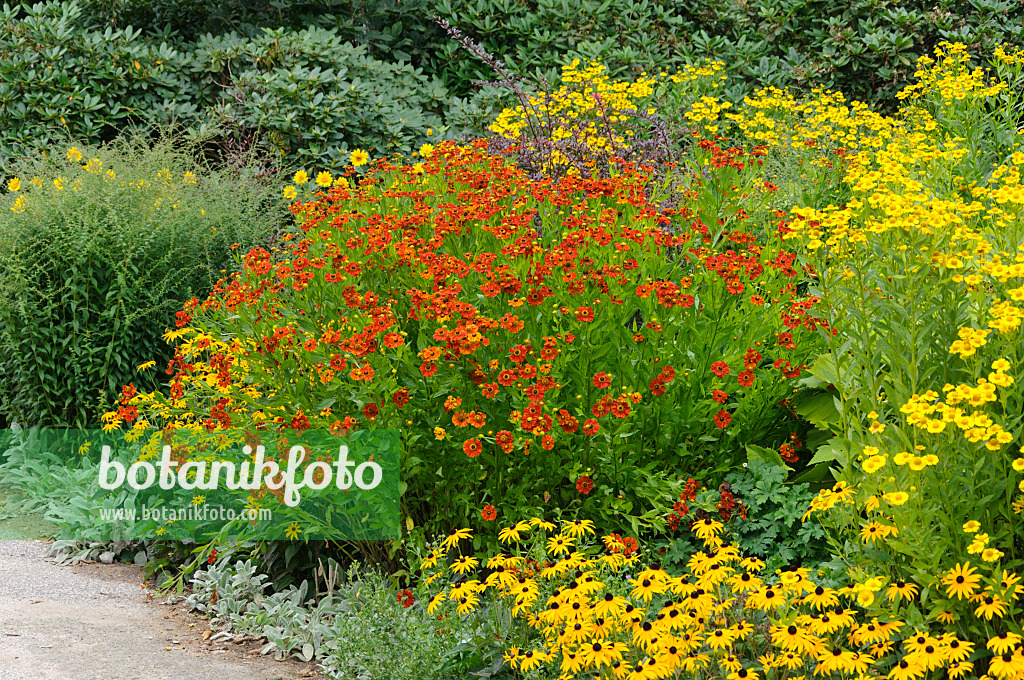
(887, 579), (920, 602)
(941, 562), (982, 599)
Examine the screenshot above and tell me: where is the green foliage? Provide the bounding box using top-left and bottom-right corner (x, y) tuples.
(725, 460), (829, 569)
(0, 1), (202, 168)
(186, 559), (478, 678)
(189, 26), (450, 168)
(0, 133), (281, 427)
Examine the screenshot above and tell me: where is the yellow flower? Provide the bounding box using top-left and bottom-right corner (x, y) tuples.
(1012, 457), (1024, 473)
(67, 147), (83, 163)
(992, 358), (1011, 372)
(419, 143), (435, 157)
(894, 451), (912, 465)
(333, 176), (350, 189)
(182, 171), (197, 184)
(293, 170), (309, 185)
(53, 177), (64, 191)
(136, 360), (156, 372)
(863, 455), (887, 473)
(440, 528), (471, 551)
(285, 522), (302, 539)
(316, 171), (333, 187)
(433, 426), (446, 440)
(963, 520), (981, 533)
(283, 185), (297, 200)
(350, 149), (370, 167)
(6, 177), (20, 192)
(884, 491), (909, 506)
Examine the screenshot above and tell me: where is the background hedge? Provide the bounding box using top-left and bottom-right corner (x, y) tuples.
(3, 0), (1022, 172)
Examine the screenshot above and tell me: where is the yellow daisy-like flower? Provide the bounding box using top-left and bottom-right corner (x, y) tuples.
(962, 520), (981, 533)
(450, 555), (479, 575)
(316, 171), (333, 187)
(884, 491), (909, 506)
(6, 177), (20, 192)
(1012, 457), (1024, 473)
(293, 169), (309, 184)
(863, 455), (887, 473)
(440, 527), (471, 551)
(499, 520), (531, 544)
(67, 147), (83, 163)
(284, 522), (302, 539)
(419, 143), (435, 158)
(350, 149), (370, 167)
(283, 185), (297, 200)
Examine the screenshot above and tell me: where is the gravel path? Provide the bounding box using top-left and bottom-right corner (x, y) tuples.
(0, 540), (317, 680)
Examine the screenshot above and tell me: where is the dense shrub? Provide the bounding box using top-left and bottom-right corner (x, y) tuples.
(0, 1), (200, 169)
(0, 135), (281, 427)
(187, 26), (451, 168)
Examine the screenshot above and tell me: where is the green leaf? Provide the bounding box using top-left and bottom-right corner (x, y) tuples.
(746, 444), (793, 471)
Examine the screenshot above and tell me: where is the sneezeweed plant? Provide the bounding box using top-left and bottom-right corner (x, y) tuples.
(419, 517), (1024, 680)
(487, 57), (727, 179)
(110, 138), (826, 546)
(775, 42), (1024, 642)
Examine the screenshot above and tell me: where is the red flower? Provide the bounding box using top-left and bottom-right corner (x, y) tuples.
(463, 438), (482, 457)
(582, 419), (600, 435)
(713, 409), (731, 428)
(481, 382), (499, 399)
(737, 369), (755, 387)
(576, 475), (594, 495)
(742, 348), (762, 370)
(592, 372), (611, 388)
(362, 403), (379, 420)
(780, 443), (798, 462)
(710, 361), (730, 378)
(575, 306), (594, 322)
(420, 361), (437, 377)
(481, 504), (497, 521)
(396, 589), (414, 608)
(497, 369), (516, 386)
(495, 430), (514, 453)
(712, 389), (728, 403)
(683, 478), (699, 501)
(392, 389), (410, 407)
(382, 332), (404, 348)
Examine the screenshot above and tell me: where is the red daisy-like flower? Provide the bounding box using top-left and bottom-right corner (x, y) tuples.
(582, 419), (600, 435)
(576, 475), (594, 495)
(737, 369), (755, 387)
(592, 372), (611, 388)
(495, 430), (514, 453)
(463, 438), (482, 457)
(575, 306), (594, 322)
(713, 409), (731, 429)
(392, 389), (410, 408)
(481, 504), (497, 521)
(362, 403), (379, 420)
(382, 332), (404, 348)
(710, 361), (730, 378)
(712, 389), (728, 403)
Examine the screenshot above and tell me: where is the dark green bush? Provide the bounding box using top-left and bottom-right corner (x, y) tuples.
(0, 134), (282, 427)
(0, 1), (203, 169)
(189, 26), (450, 168)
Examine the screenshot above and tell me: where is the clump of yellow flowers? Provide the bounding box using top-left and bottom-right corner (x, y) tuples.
(421, 514), (1024, 679)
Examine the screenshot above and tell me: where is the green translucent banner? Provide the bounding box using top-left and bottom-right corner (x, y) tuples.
(1, 428), (400, 541)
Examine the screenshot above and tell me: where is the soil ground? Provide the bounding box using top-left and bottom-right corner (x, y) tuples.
(0, 540), (322, 680)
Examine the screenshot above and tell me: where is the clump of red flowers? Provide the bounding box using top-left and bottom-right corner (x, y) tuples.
(396, 589), (414, 608)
